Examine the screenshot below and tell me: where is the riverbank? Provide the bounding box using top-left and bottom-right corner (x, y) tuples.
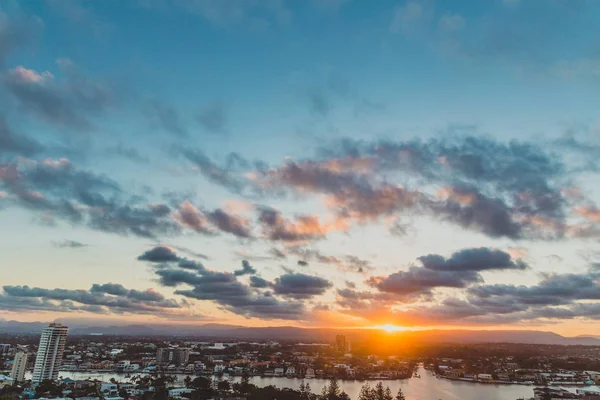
(50, 367), (588, 400)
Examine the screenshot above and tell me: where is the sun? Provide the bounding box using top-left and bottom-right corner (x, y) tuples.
(377, 324), (405, 333)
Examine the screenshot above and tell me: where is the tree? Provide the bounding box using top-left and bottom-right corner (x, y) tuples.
(395, 387), (406, 400)
(299, 381), (313, 400)
(358, 383), (374, 400)
(190, 377), (212, 391)
(384, 387), (393, 400)
(217, 380), (231, 392)
(339, 392), (351, 400)
(320, 377), (341, 400)
(375, 382), (386, 400)
(119, 388), (129, 399)
(184, 376), (192, 388)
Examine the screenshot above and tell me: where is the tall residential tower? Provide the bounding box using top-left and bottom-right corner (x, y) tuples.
(10, 352), (28, 382)
(32, 324), (68, 383)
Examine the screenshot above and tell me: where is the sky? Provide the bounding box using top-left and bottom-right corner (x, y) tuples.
(1, 0), (600, 336)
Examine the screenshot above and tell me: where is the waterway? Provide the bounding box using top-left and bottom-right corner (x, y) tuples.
(51, 366), (600, 400)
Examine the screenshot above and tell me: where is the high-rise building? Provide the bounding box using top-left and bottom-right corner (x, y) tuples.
(0, 344), (10, 354)
(32, 324), (68, 383)
(156, 348), (190, 365)
(10, 352), (28, 382)
(336, 334), (347, 352)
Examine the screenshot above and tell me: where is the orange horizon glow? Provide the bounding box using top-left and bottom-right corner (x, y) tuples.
(375, 324), (409, 333)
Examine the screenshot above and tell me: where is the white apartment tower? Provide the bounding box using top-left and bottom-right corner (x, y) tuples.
(10, 352), (28, 382)
(32, 323), (68, 383)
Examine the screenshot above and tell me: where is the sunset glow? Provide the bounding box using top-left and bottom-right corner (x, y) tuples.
(377, 325), (407, 333)
(1, 0), (600, 339)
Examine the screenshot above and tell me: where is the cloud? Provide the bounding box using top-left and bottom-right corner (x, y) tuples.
(173, 201), (212, 234)
(271, 272), (333, 299)
(53, 239), (88, 248)
(1, 283), (181, 315)
(173, 201), (254, 238)
(206, 208), (253, 238)
(0, 157), (180, 238)
(418, 247), (528, 272)
(257, 205), (346, 243)
(249, 275), (270, 288)
(141, 247), (308, 320)
(337, 260), (600, 326)
(251, 135), (574, 240)
(366, 247), (527, 297)
(233, 260), (256, 276)
(3, 63), (114, 131)
(138, 246), (180, 262)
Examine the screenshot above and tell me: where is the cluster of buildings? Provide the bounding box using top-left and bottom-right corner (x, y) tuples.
(430, 357), (600, 387)
(2, 327), (600, 400)
(1, 323), (69, 386)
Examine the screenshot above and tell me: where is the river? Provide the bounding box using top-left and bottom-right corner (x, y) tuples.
(50, 366), (600, 400)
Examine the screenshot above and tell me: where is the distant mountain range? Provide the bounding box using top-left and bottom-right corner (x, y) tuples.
(1, 318), (599, 346)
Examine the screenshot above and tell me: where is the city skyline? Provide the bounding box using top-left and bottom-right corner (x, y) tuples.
(1, 0), (600, 336)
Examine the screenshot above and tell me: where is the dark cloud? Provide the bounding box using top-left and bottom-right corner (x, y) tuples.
(257, 206), (341, 243)
(468, 268), (600, 307)
(3, 64), (115, 131)
(234, 260), (257, 276)
(418, 247), (528, 272)
(196, 101), (227, 133)
(430, 185), (525, 239)
(172, 201), (254, 238)
(367, 247), (527, 297)
(141, 247), (307, 320)
(1, 283), (180, 315)
(167, 268), (306, 319)
(0, 158), (181, 238)
(367, 266), (481, 297)
(249, 275), (270, 288)
(338, 262), (600, 326)
(297, 260), (308, 266)
(271, 273), (332, 299)
(138, 246), (180, 262)
(252, 135), (573, 240)
(206, 208), (253, 238)
(53, 239), (88, 249)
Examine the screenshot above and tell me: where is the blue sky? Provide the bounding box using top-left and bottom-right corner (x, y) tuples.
(1, 0), (600, 335)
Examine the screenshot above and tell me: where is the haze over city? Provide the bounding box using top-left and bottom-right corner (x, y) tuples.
(1, 0), (600, 339)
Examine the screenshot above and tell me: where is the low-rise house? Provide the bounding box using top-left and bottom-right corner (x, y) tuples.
(0, 375), (14, 388)
(168, 388), (194, 398)
(100, 382), (119, 395)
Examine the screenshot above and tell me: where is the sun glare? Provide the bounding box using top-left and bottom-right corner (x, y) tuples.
(377, 324), (405, 333)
